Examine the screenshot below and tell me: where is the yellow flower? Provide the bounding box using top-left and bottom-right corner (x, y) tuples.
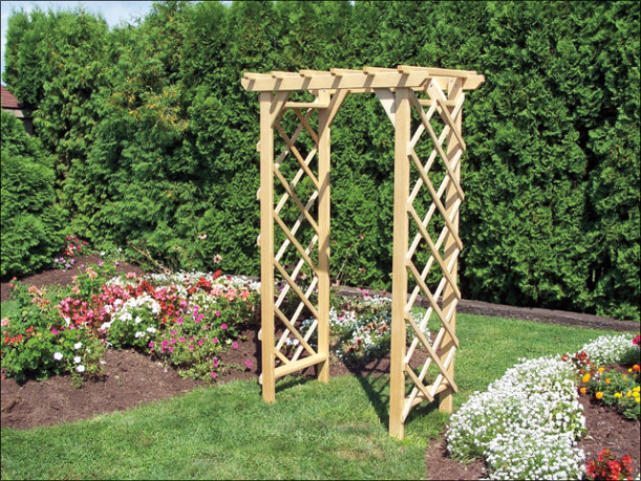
(598, 367), (605, 374)
(579, 387), (587, 395)
(582, 373), (591, 383)
(626, 391), (632, 397)
(633, 386), (640, 392)
(628, 368), (633, 373)
(595, 391), (604, 400)
(605, 378), (611, 384)
(614, 392), (623, 399)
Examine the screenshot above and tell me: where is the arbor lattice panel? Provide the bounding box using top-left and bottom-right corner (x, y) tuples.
(243, 66), (483, 439)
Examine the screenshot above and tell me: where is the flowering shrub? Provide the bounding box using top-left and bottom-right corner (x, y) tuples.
(1, 266), (259, 383)
(585, 449), (635, 481)
(1, 282), (105, 384)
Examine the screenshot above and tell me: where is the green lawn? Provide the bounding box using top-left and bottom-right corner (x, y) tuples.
(0, 313), (622, 480)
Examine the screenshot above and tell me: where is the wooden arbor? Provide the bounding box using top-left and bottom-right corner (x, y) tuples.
(241, 66), (484, 439)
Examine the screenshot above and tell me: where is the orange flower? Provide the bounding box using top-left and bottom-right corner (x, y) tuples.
(582, 373), (591, 383)
(598, 367), (605, 374)
(633, 364), (640, 372)
(605, 378), (611, 384)
(595, 391), (604, 400)
(579, 387), (587, 395)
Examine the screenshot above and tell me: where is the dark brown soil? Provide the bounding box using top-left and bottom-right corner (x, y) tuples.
(424, 397), (641, 480)
(1, 254), (143, 302)
(579, 396), (641, 473)
(1, 349), (201, 429)
(0, 325), (393, 430)
(425, 437), (486, 480)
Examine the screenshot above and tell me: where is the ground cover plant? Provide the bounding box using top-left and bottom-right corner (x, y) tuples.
(445, 333), (641, 480)
(0, 311), (626, 480)
(1, 264), (259, 383)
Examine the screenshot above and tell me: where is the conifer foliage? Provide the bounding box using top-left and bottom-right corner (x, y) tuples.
(2, 1), (639, 319)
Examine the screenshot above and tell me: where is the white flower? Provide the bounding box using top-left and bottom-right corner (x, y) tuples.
(76, 365), (86, 373)
(134, 331), (145, 338)
(73, 356), (81, 364)
(74, 342), (82, 350)
(53, 352), (63, 361)
(134, 316), (142, 324)
(146, 326), (156, 334)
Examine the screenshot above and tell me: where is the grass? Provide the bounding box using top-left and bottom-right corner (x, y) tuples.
(0, 311), (623, 480)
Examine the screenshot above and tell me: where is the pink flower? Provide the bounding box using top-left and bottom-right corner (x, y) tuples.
(243, 359), (254, 370)
(215, 310), (221, 318)
(197, 339), (204, 347)
(221, 323), (228, 331)
(188, 345), (194, 351)
(176, 317), (184, 325)
(148, 341), (155, 349)
(168, 346), (174, 353)
(50, 327), (59, 335)
(232, 341), (239, 350)
(212, 357), (220, 368)
(126, 272), (137, 279)
(179, 336), (186, 343)
(212, 337), (219, 344)
(210, 371), (218, 380)
(633, 335), (641, 346)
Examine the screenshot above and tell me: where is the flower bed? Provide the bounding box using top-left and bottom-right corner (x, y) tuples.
(445, 334), (640, 480)
(1, 263), (259, 384)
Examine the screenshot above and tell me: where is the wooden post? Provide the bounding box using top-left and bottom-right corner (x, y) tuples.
(317, 106), (331, 383)
(389, 87), (411, 439)
(259, 92), (276, 403)
(438, 80), (463, 413)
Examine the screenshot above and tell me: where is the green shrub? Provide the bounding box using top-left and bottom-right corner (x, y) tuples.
(0, 111), (64, 278)
(3, 1), (639, 319)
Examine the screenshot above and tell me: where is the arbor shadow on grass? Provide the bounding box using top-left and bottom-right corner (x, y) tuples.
(345, 357), (439, 431)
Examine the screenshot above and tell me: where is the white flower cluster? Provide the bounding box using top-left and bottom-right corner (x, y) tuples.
(486, 429), (584, 480)
(145, 272), (260, 292)
(446, 356), (585, 480)
(100, 294), (160, 331)
(579, 334), (638, 366)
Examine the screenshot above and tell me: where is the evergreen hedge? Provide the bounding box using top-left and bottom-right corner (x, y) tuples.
(2, 1), (639, 319)
(0, 111), (64, 277)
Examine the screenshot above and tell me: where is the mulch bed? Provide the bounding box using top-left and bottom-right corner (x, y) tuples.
(425, 397), (641, 480)
(0, 324), (391, 430)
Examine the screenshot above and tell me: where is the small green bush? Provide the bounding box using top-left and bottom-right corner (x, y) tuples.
(0, 111), (64, 278)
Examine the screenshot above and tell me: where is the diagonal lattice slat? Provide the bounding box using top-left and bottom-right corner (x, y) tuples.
(270, 106), (323, 370)
(400, 80), (465, 423)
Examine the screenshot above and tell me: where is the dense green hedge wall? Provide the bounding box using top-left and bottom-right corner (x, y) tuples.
(3, 1), (639, 319)
(0, 111), (64, 277)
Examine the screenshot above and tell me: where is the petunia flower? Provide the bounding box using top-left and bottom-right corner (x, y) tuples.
(53, 352), (63, 361)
